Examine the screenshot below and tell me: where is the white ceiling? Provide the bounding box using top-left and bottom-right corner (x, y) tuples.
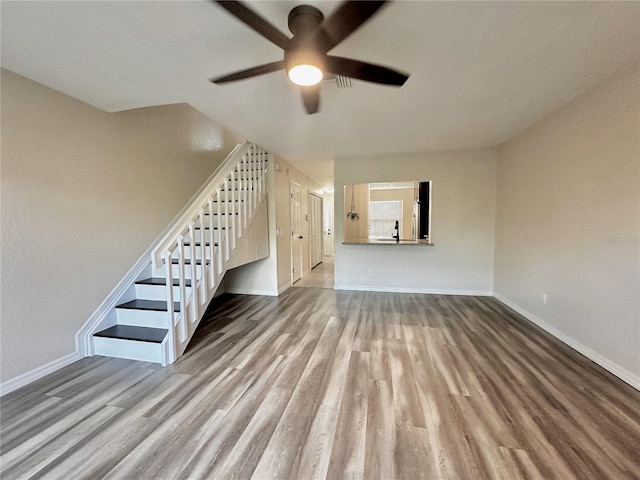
(2, 1), (639, 188)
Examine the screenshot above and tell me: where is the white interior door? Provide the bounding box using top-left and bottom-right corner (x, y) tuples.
(291, 182), (302, 283)
(309, 192), (323, 268)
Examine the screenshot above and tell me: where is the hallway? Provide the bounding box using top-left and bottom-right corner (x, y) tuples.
(293, 255), (334, 289)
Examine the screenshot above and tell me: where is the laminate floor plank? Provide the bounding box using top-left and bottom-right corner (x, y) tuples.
(500, 446), (547, 480)
(33, 414), (157, 480)
(1, 364), (152, 455)
(402, 325), (453, 480)
(388, 337), (427, 428)
(294, 312), (357, 480)
(211, 386), (292, 480)
(0, 357), (111, 415)
(394, 425), (438, 480)
(326, 351), (370, 480)
(251, 315), (347, 480)
(364, 379), (396, 480)
(2, 289), (639, 480)
(1, 405), (122, 480)
(369, 315), (393, 382)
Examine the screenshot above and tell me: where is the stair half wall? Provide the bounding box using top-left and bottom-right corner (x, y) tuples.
(76, 142), (270, 365)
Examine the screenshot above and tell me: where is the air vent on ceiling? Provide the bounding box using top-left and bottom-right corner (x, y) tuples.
(323, 73), (352, 88)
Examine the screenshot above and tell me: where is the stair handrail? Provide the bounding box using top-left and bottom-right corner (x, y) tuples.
(151, 140), (259, 269)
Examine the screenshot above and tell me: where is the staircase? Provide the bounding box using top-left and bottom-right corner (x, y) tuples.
(76, 142), (270, 365)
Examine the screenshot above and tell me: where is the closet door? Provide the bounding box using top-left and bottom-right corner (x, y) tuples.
(309, 193), (323, 268)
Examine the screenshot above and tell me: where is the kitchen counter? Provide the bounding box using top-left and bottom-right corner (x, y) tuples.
(342, 238), (433, 246)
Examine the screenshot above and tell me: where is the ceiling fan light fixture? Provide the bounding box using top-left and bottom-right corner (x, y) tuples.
(285, 49), (325, 86)
(212, 1), (411, 113)
(288, 64), (323, 86)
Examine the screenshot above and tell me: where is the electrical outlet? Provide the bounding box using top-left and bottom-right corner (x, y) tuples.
(368, 268), (373, 276)
(540, 293), (548, 304)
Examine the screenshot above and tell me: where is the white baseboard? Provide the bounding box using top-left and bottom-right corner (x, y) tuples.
(0, 352), (82, 397)
(225, 287), (279, 297)
(493, 293), (640, 391)
(334, 284), (492, 296)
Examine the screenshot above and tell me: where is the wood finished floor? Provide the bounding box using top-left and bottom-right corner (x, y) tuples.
(293, 256), (334, 289)
(2, 288), (639, 480)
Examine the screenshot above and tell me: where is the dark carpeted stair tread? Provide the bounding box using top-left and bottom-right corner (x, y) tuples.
(94, 325), (167, 343)
(116, 299), (180, 312)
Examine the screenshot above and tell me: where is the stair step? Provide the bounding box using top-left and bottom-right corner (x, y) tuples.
(136, 277), (192, 287)
(94, 325), (167, 343)
(193, 226), (230, 230)
(182, 242), (218, 247)
(171, 259), (208, 266)
(117, 299), (180, 312)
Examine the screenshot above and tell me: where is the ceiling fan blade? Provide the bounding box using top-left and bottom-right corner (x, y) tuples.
(215, 1), (290, 50)
(301, 86), (320, 114)
(312, 1), (389, 53)
(326, 55), (409, 86)
(210, 61), (285, 84)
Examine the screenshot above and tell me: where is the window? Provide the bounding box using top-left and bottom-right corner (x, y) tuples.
(369, 200), (403, 239)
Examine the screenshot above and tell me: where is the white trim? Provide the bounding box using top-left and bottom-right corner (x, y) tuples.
(333, 284), (492, 296)
(290, 180), (303, 285)
(278, 282), (293, 295)
(0, 352), (82, 397)
(74, 255), (148, 357)
(493, 293), (640, 391)
(226, 288), (279, 297)
(93, 337), (162, 364)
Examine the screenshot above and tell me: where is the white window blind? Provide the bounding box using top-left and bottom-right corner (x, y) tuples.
(369, 200), (403, 239)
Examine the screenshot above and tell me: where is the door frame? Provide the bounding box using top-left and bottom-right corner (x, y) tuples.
(290, 181), (303, 284)
(309, 191), (323, 269)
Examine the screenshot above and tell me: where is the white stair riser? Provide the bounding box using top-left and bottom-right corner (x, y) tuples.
(201, 214), (241, 228)
(216, 190), (254, 201)
(171, 246), (217, 261)
(135, 284), (192, 301)
(93, 336), (163, 363)
(184, 230), (226, 243)
(116, 308), (168, 328)
(151, 263), (206, 280)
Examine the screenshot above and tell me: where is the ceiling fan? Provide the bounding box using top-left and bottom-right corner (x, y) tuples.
(211, 0), (410, 114)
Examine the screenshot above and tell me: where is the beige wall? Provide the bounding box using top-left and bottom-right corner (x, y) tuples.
(335, 148), (497, 294)
(494, 66), (640, 385)
(0, 69), (243, 382)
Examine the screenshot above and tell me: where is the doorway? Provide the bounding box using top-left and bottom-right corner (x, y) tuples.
(290, 181), (303, 284)
(309, 192), (323, 269)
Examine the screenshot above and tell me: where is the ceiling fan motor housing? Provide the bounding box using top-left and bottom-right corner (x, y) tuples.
(285, 5), (326, 82)
(287, 5), (324, 36)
